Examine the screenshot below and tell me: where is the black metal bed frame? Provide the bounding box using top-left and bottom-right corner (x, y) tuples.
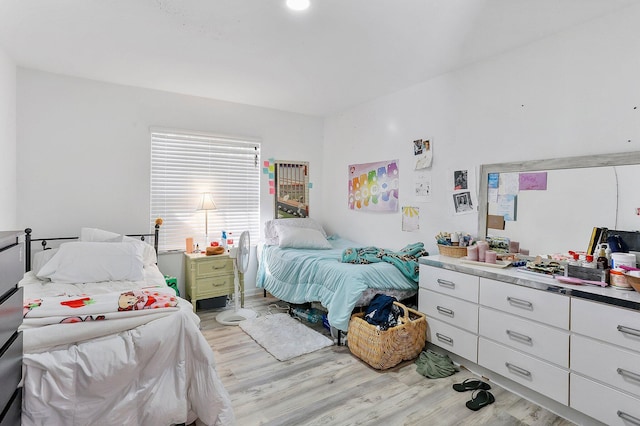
(24, 223), (161, 272)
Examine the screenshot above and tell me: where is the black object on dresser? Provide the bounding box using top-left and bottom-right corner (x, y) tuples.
(0, 231), (24, 425)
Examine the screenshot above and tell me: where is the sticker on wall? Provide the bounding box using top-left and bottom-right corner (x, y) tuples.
(402, 206), (420, 231)
(413, 139), (433, 170)
(348, 159), (399, 212)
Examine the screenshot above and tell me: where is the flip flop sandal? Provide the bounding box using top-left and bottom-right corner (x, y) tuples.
(452, 378), (491, 392)
(465, 389), (495, 411)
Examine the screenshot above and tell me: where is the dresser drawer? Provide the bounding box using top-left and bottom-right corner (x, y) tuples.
(195, 275), (234, 298)
(571, 373), (640, 426)
(0, 287), (23, 348)
(427, 317), (478, 362)
(195, 256), (233, 277)
(479, 278), (569, 329)
(419, 265), (479, 303)
(0, 388), (21, 426)
(478, 338), (569, 404)
(479, 307), (569, 367)
(571, 298), (640, 353)
(419, 289), (478, 333)
(0, 332), (22, 415)
(0, 244), (23, 296)
(571, 334), (640, 399)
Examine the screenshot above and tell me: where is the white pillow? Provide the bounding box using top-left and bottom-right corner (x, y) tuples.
(31, 248), (59, 276)
(264, 218), (327, 246)
(80, 227), (121, 242)
(275, 225), (332, 249)
(37, 241), (145, 283)
(80, 227), (157, 265)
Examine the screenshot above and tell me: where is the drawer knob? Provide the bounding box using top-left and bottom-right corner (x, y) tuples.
(617, 367), (640, 383)
(617, 324), (640, 338)
(506, 329), (533, 344)
(435, 333), (454, 345)
(505, 362), (531, 378)
(437, 279), (455, 289)
(506, 296), (533, 310)
(618, 411), (640, 426)
(436, 306), (454, 317)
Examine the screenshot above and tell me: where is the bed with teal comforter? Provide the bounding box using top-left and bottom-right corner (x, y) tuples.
(256, 237), (425, 332)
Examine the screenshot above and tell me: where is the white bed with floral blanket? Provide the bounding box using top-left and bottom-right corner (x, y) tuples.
(19, 227), (235, 426)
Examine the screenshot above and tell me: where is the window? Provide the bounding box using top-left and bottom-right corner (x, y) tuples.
(150, 129), (260, 251)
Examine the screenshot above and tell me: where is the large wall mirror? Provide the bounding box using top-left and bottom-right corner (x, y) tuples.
(274, 160), (309, 219)
(478, 151), (640, 256)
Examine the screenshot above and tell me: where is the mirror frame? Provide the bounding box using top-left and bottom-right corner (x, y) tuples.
(478, 151), (640, 240)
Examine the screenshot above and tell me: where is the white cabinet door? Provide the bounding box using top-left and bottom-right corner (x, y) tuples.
(419, 265), (479, 303)
(479, 278), (570, 329)
(479, 307), (569, 368)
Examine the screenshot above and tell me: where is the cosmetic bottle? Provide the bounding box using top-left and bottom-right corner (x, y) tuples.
(596, 246), (609, 269)
(582, 254), (596, 269)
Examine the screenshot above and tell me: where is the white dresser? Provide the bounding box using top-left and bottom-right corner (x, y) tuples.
(419, 255), (640, 425)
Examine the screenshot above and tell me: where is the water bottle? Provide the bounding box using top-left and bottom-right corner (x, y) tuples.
(292, 308), (320, 323)
(221, 231), (227, 249)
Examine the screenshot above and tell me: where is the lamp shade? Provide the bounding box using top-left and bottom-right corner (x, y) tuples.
(197, 193), (217, 211)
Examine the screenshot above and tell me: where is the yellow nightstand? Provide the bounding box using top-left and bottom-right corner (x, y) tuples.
(184, 252), (235, 312)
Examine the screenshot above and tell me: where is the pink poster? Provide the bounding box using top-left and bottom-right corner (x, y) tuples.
(348, 159), (399, 212)
(519, 172), (547, 190)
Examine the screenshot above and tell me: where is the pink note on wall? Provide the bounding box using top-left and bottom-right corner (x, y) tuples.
(519, 172), (547, 190)
(269, 187), (275, 194)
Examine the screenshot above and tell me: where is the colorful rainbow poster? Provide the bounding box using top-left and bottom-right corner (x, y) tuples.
(348, 159), (399, 212)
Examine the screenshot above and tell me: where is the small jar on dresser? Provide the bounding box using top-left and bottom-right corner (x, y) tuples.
(184, 252), (236, 312)
(0, 231), (24, 425)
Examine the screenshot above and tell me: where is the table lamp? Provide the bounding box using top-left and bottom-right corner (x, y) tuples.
(197, 192), (217, 246)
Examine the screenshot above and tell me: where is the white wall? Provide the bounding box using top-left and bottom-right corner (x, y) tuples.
(16, 69), (324, 295)
(0, 47), (16, 229)
(322, 4), (640, 256)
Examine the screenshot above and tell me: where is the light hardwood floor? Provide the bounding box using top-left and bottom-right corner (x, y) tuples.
(198, 294), (576, 426)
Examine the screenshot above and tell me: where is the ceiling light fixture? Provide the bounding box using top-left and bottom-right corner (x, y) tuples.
(286, 0), (310, 11)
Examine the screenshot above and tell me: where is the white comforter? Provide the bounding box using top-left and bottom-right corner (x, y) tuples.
(18, 268), (235, 426)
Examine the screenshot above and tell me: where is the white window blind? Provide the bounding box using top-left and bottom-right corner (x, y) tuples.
(150, 129), (260, 251)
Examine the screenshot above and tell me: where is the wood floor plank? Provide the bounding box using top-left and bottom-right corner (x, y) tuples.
(198, 294), (576, 426)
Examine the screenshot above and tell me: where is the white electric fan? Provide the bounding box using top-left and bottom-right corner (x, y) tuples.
(216, 231), (258, 325)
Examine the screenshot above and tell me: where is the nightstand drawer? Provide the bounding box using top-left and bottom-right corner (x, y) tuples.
(195, 257), (234, 277)
(0, 287), (23, 349)
(0, 332), (22, 415)
(0, 244), (22, 296)
(196, 275), (234, 298)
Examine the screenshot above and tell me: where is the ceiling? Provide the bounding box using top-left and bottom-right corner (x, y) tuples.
(0, 0), (637, 116)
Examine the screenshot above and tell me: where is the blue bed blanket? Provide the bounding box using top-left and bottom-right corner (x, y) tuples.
(256, 237), (425, 332)
(340, 242), (428, 282)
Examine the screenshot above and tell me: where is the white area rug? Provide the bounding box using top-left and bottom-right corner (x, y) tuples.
(239, 313), (333, 361)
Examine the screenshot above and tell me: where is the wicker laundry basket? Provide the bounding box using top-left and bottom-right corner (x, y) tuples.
(437, 244), (467, 258)
(347, 301), (427, 370)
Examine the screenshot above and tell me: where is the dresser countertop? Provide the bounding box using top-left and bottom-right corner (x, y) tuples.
(419, 255), (640, 311)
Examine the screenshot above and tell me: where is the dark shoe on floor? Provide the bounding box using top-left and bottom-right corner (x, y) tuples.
(465, 389), (495, 411)
(453, 378), (491, 392)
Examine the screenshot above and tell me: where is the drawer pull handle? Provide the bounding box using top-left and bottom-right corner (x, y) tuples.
(435, 333), (454, 345)
(505, 362), (531, 378)
(506, 330), (533, 344)
(617, 367), (640, 383)
(618, 411), (640, 426)
(437, 279), (455, 289)
(436, 306), (454, 317)
(506, 296), (533, 310)
(617, 325), (640, 338)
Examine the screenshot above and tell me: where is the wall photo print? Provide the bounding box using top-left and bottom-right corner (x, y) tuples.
(348, 159), (399, 212)
(413, 139), (433, 170)
(453, 191), (473, 214)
